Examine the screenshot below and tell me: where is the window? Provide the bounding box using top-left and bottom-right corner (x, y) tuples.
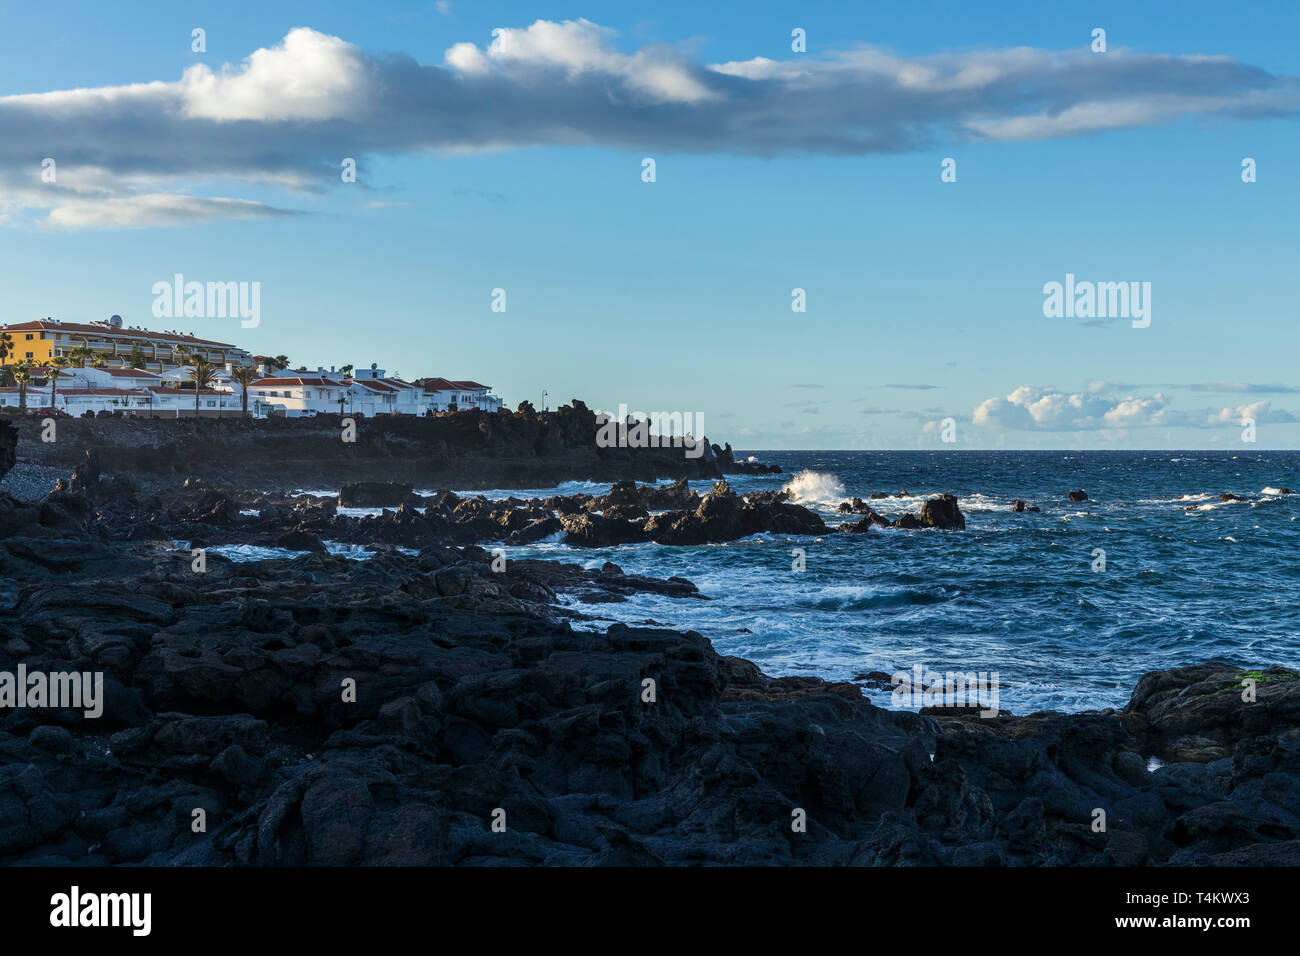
(207, 401), (215, 407)
(24, 352), (32, 359)
(24, 334), (33, 340)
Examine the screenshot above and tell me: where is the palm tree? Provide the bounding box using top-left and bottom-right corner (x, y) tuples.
(48, 356), (73, 412)
(340, 364), (354, 379)
(230, 365), (258, 416)
(268, 355), (290, 374)
(187, 354), (216, 414)
(0, 331), (13, 363)
(90, 353), (107, 368)
(68, 346), (92, 368)
(11, 361), (33, 412)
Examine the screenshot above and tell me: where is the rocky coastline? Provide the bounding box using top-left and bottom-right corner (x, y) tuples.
(1, 420), (1297, 866)
(3, 402), (775, 491)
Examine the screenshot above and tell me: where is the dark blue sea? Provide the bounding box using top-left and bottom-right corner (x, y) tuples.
(492, 450), (1300, 714)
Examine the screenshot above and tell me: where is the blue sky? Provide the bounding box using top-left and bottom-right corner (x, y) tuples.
(0, 0), (1297, 448)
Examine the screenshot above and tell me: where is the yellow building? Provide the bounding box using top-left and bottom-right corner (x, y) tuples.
(0, 316), (250, 372)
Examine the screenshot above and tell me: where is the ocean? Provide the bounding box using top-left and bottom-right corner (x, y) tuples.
(491, 450), (1300, 714)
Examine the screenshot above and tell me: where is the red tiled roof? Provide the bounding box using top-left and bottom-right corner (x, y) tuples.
(98, 367), (161, 378)
(251, 377), (345, 388)
(351, 380), (397, 393)
(144, 386), (231, 395)
(0, 320), (242, 350)
(451, 380), (489, 390)
(56, 388), (151, 397)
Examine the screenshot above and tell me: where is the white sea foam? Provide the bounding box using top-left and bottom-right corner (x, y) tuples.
(443, 480), (613, 500)
(782, 470), (845, 506)
(208, 544), (308, 562)
(958, 494), (1004, 512)
(323, 541), (376, 560)
(337, 506), (386, 518)
(1262, 487), (1288, 496)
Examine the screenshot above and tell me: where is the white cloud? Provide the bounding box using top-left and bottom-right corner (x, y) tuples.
(179, 28), (374, 121)
(45, 194), (292, 229)
(972, 385), (1298, 431)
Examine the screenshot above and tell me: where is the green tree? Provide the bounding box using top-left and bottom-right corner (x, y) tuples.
(10, 361), (33, 412)
(230, 365), (258, 416)
(187, 354), (217, 414)
(48, 356), (73, 412)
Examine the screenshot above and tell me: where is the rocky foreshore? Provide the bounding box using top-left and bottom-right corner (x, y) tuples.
(1, 423), (1298, 866)
(10, 451), (965, 555)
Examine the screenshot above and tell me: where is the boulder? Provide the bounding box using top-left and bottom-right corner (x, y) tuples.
(918, 494), (966, 530)
(339, 482), (415, 508)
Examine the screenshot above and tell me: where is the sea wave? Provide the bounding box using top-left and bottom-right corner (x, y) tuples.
(782, 470), (845, 506)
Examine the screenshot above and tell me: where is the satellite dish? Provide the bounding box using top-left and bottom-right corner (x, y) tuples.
(108, 315), (123, 328)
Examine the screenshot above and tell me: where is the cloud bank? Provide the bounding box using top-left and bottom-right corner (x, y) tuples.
(2, 20), (1296, 227)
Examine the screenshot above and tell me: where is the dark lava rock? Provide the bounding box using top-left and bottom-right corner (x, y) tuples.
(339, 482), (414, 508)
(918, 494), (966, 530)
(0, 421), (15, 480)
(29, 726), (73, 754)
(839, 510), (890, 533)
(1068, 490), (1089, 502)
(886, 495), (967, 531)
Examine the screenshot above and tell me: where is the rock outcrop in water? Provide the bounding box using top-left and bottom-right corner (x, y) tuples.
(339, 481), (415, 508)
(837, 494), (967, 533)
(34, 469), (834, 552)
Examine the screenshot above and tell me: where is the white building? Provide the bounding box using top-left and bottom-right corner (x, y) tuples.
(246, 374), (349, 417)
(1, 360), (505, 418)
(0, 365), (240, 416)
(413, 377), (504, 413)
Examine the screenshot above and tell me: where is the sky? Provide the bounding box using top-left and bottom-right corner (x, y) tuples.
(0, 0), (1296, 449)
